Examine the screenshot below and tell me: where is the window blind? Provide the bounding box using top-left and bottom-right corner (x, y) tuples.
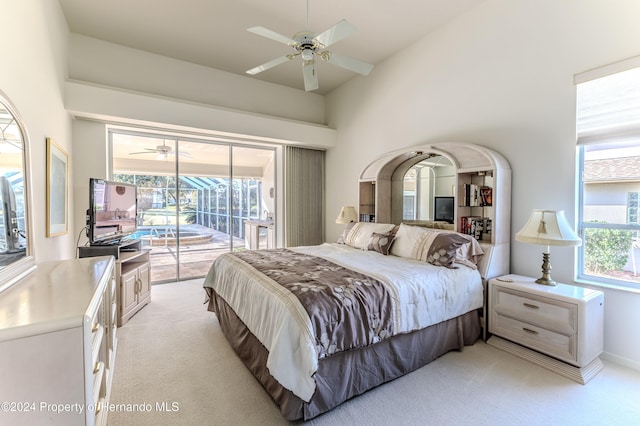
(576, 57), (640, 146)
(283, 146), (325, 247)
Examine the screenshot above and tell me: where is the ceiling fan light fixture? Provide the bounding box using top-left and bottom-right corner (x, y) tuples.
(301, 48), (314, 61)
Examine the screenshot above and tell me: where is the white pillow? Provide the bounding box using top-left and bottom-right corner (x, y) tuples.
(390, 224), (485, 268)
(343, 222), (396, 250)
(390, 223), (428, 259)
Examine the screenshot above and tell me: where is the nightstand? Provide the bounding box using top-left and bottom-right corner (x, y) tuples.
(487, 274), (604, 384)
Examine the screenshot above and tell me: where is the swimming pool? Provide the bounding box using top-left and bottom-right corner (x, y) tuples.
(132, 227), (214, 246)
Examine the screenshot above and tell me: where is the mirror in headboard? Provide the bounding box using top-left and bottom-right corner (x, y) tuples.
(396, 155), (455, 221)
(0, 89), (34, 293)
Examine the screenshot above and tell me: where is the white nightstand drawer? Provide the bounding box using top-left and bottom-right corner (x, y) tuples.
(492, 287), (577, 334)
(491, 311), (576, 363)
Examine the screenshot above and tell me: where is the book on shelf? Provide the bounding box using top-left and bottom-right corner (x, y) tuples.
(459, 184), (492, 207)
(359, 214), (375, 222)
(459, 216), (492, 240)
(480, 186), (492, 206)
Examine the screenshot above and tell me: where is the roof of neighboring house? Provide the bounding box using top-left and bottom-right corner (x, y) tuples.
(584, 156), (640, 182)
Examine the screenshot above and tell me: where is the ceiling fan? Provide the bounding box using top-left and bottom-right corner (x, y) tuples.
(129, 140), (191, 160)
(245, 2), (374, 92)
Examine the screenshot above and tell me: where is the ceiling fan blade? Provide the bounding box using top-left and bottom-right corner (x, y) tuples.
(246, 55), (292, 75)
(314, 19), (357, 48)
(247, 26), (297, 46)
(128, 149), (157, 155)
(325, 51), (374, 76)
(302, 61), (319, 92)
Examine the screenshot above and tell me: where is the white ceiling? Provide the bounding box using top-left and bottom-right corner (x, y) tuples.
(58, 0), (484, 94)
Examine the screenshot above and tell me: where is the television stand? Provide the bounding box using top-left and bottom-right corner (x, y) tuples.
(78, 239), (151, 326)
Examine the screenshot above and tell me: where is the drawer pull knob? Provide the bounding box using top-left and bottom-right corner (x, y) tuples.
(92, 323), (100, 332)
(93, 362), (101, 374)
(522, 327), (539, 335)
(523, 303), (539, 309)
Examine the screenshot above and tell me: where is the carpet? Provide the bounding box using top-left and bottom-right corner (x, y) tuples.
(108, 278), (640, 425)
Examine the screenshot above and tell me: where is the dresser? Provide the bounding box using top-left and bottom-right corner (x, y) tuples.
(0, 257), (117, 425)
(488, 274), (604, 384)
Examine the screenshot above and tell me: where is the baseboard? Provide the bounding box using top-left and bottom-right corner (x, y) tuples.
(601, 351), (640, 372)
(487, 336), (604, 384)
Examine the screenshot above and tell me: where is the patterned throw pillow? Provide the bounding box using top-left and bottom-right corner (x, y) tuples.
(422, 233), (470, 268)
(343, 222), (396, 249)
(367, 232), (395, 255)
(337, 222), (356, 244)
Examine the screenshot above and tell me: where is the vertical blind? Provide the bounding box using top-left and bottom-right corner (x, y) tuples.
(284, 146), (325, 247)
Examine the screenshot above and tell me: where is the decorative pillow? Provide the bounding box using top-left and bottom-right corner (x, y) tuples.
(390, 223), (429, 258)
(367, 232), (395, 255)
(343, 222), (396, 250)
(417, 232), (471, 268)
(337, 221), (356, 244)
(431, 228), (485, 268)
(390, 224), (484, 268)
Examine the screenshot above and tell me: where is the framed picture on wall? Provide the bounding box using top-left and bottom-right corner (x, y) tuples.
(46, 137), (68, 237)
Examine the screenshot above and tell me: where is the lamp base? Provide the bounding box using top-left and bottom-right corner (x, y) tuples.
(536, 252), (557, 286)
(535, 276), (557, 286)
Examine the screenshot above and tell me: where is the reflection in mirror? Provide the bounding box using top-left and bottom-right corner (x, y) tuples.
(402, 155), (455, 221)
(0, 90), (34, 292)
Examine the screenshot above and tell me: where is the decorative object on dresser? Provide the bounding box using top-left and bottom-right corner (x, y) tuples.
(488, 274), (604, 384)
(335, 205), (358, 224)
(515, 209), (582, 286)
(0, 257), (117, 425)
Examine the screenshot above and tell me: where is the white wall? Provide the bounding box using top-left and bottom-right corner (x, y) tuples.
(0, 0), (74, 263)
(325, 0), (640, 368)
(68, 34), (326, 126)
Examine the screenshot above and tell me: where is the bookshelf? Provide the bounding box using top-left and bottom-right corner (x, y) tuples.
(358, 142), (511, 279)
(457, 171), (494, 242)
(359, 181), (376, 222)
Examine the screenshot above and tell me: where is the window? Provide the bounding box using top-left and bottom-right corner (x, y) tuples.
(576, 61), (640, 289)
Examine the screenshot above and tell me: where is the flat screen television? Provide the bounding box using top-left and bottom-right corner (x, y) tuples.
(87, 178), (138, 245)
(434, 196), (455, 224)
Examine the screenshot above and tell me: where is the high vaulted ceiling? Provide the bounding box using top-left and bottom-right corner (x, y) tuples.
(58, 0), (484, 95)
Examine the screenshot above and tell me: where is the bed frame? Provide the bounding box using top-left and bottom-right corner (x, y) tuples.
(208, 289), (481, 420)
(206, 238), (507, 420)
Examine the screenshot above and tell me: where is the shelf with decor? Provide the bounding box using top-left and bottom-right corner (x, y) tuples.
(457, 170), (494, 243)
(358, 181), (376, 222)
(358, 142), (511, 281)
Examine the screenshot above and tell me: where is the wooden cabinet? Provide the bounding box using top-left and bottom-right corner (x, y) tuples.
(0, 257), (117, 425)
(121, 260), (150, 324)
(488, 275), (604, 384)
(79, 239), (151, 326)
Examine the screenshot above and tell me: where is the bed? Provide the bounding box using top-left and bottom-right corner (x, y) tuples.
(204, 222), (495, 420)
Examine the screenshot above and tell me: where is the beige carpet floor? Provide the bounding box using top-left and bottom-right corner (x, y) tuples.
(108, 278), (640, 426)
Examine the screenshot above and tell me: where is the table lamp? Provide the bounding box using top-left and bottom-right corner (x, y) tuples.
(515, 209), (582, 286)
(335, 206), (358, 224)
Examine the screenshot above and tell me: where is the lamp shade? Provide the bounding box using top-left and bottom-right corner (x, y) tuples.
(335, 206), (358, 224)
(515, 210), (582, 247)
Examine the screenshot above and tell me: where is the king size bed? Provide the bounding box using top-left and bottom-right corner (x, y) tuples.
(204, 222), (499, 420)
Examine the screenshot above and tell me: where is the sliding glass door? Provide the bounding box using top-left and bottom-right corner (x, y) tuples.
(110, 131), (275, 283)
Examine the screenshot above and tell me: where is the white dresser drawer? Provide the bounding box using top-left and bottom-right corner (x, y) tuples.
(491, 310), (576, 363)
(492, 287), (577, 334)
